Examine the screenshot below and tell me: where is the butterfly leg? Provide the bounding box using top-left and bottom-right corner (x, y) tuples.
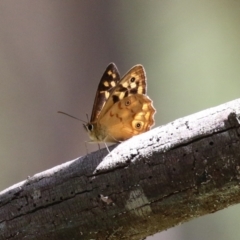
(84, 141), (89, 155)
(104, 142), (110, 153)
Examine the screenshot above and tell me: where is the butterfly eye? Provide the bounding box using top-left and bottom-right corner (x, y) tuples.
(125, 100), (131, 106)
(135, 122), (141, 129)
(87, 124), (93, 131)
(130, 77), (135, 82)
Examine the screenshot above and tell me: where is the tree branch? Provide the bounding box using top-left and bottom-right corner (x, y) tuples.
(1, 99), (240, 240)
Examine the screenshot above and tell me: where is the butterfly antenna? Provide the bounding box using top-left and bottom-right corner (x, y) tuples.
(57, 111), (87, 124)
(86, 113), (89, 122)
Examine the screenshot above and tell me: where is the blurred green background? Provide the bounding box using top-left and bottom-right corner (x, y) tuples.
(1, 1), (240, 239)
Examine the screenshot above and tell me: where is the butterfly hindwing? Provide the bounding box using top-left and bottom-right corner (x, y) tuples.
(90, 63), (120, 122)
(99, 94), (155, 142)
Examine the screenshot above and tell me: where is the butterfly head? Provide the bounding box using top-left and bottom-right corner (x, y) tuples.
(83, 122), (99, 142)
(83, 121), (118, 143)
(83, 122), (93, 133)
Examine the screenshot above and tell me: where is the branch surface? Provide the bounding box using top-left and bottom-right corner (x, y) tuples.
(1, 99), (240, 240)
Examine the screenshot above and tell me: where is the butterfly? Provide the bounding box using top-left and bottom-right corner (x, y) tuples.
(83, 63), (156, 143)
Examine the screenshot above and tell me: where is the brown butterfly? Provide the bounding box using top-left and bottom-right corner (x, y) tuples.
(83, 63), (156, 143)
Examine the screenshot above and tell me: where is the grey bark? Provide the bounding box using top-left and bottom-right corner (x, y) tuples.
(1, 99), (240, 240)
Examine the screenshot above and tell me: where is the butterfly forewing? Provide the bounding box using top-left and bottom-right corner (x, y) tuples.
(90, 63), (120, 122)
(97, 65), (147, 120)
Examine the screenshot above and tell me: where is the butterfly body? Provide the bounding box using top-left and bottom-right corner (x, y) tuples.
(84, 63), (156, 143)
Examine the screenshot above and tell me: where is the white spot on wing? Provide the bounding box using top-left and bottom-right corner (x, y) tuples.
(110, 81), (116, 87)
(103, 81), (109, 87)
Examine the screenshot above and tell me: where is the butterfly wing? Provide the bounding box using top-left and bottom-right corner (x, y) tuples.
(99, 94), (156, 142)
(90, 63), (120, 122)
(87, 63), (155, 143)
(97, 65), (147, 120)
